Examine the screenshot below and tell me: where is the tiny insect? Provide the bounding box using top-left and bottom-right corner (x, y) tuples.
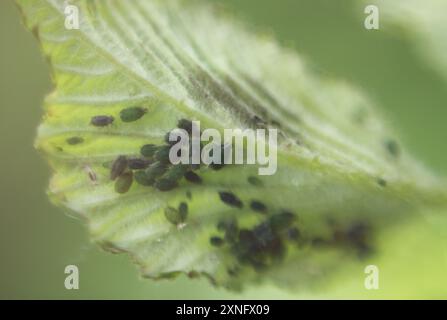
(114, 171), (133, 194)
(134, 170), (154, 186)
(90, 115), (114, 127)
(128, 158), (151, 170)
(184, 171), (202, 184)
(218, 191), (243, 208)
(250, 200), (267, 213)
(247, 176), (263, 187)
(145, 162), (167, 180)
(66, 136), (84, 145)
(140, 144), (159, 158)
(110, 155), (128, 180)
(119, 106), (148, 122)
(209, 236), (224, 247)
(84, 165), (98, 184)
(154, 145), (172, 164)
(154, 178), (178, 191)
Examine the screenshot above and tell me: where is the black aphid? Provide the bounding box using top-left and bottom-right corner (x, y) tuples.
(154, 178), (178, 191)
(184, 171), (202, 184)
(145, 162), (167, 180)
(140, 144), (159, 158)
(218, 191), (243, 209)
(155, 145), (172, 164)
(177, 119), (193, 134)
(164, 207), (185, 225)
(210, 236), (224, 247)
(128, 158), (151, 170)
(217, 218), (238, 243)
(66, 136), (84, 145)
(164, 131), (182, 145)
(119, 106), (147, 122)
(91, 115), (114, 127)
(134, 170), (154, 186)
(114, 171), (133, 194)
(270, 210), (296, 232)
(165, 165), (187, 182)
(110, 155), (128, 180)
(250, 200), (267, 213)
(247, 176), (263, 187)
(178, 202), (188, 221)
(384, 139), (400, 158)
(377, 178), (387, 187)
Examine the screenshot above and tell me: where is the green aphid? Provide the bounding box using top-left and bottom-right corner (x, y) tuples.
(114, 171), (133, 194)
(165, 165), (187, 182)
(247, 176), (263, 187)
(134, 170), (154, 186)
(119, 106), (148, 122)
(154, 178), (178, 191)
(164, 205), (187, 225)
(155, 145), (172, 164)
(140, 144), (159, 158)
(110, 155), (128, 180)
(210, 236), (224, 247)
(66, 136), (84, 145)
(384, 139), (400, 158)
(270, 211), (296, 232)
(145, 162), (167, 180)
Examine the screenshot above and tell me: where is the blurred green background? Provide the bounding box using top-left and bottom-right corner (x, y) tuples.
(1, 0), (446, 299)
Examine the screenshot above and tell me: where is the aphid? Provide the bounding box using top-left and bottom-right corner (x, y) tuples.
(154, 178), (178, 191)
(210, 236), (224, 247)
(177, 119), (193, 134)
(128, 158), (151, 170)
(178, 202), (188, 221)
(377, 178), (387, 187)
(384, 139), (400, 158)
(164, 130), (182, 145)
(145, 162), (167, 180)
(66, 136), (84, 145)
(164, 205), (187, 225)
(247, 176), (263, 187)
(184, 171), (202, 184)
(186, 190), (192, 200)
(217, 218), (239, 243)
(218, 191), (243, 208)
(114, 171), (133, 194)
(134, 170), (154, 186)
(90, 115), (114, 127)
(119, 106), (147, 122)
(270, 210), (296, 232)
(140, 144), (159, 158)
(110, 155), (128, 180)
(164, 165), (187, 182)
(250, 200), (267, 213)
(155, 145), (172, 164)
(84, 165), (97, 184)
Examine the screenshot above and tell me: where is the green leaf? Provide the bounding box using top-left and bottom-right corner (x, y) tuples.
(376, 0), (447, 81)
(17, 0), (447, 290)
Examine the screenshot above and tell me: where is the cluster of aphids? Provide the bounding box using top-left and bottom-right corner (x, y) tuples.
(211, 210), (301, 272)
(105, 116), (212, 194)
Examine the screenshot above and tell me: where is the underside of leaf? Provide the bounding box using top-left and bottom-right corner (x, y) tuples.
(17, 0), (447, 290)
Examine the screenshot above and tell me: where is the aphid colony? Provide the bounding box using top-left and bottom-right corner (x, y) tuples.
(67, 106), (374, 274)
(102, 117), (231, 194)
